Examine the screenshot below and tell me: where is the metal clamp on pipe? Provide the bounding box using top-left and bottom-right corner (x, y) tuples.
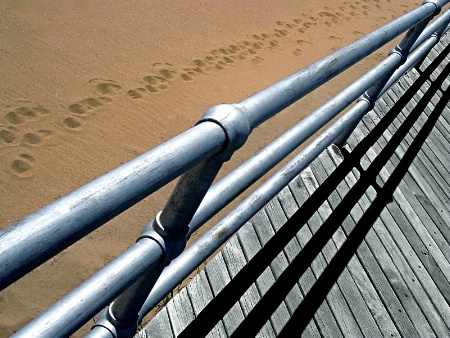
(88, 103), (254, 338)
(197, 103), (251, 160)
(139, 212), (188, 263)
(422, 0), (442, 13)
(90, 306), (137, 338)
(389, 45), (410, 65)
(137, 103), (253, 261)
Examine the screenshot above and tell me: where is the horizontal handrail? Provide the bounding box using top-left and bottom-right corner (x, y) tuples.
(0, 121), (226, 289)
(4, 1), (450, 337)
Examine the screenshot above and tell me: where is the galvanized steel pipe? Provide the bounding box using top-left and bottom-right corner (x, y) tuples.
(412, 7), (450, 50)
(11, 238), (163, 338)
(0, 122), (226, 290)
(238, 1), (440, 128)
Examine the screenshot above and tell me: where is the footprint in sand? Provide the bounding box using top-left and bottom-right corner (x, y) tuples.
(2, 101), (50, 126)
(21, 130), (53, 147)
(62, 116), (85, 130)
(273, 29), (289, 37)
(126, 87), (148, 100)
(252, 56), (264, 65)
(68, 97), (112, 115)
(207, 48), (238, 71)
(9, 153), (36, 178)
(151, 63), (177, 81)
(127, 72), (172, 100)
(65, 96), (111, 131)
(88, 78), (123, 96)
(142, 75), (171, 92)
(0, 128), (18, 145)
(180, 58), (215, 82)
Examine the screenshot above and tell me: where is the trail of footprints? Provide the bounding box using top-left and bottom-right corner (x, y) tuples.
(63, 78), (121, 130)
(58, 1), (392, 136)
(0, 101), (54, 178)
(1, 0), (392, 178)
(65, 0), (385, 114)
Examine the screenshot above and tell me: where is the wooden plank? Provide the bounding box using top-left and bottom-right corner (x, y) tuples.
(431, 55), (450, 81)
(363, 208), (440, 338)
(330, 141), (436, 337)
(296, 166), (364, 337)
(362, 113), (450, 304)
(398, 85), (450, 179)
(286, 178), (346, 338)
(411, 89), (450, 179)
(320, 147), (405, 338)
(370, 99), (450, 219)
(369, 100), (450, 272)
(237, 221), (292, 336)
(442, 74), (450, 91)
(187, 269), (214, 316)
(138, 307), (174, 338)
(360, 109), (450, 288)
(222, 235), (276, 337)
(419, 45), (441, 73)
(390, 94), (450, 219)
(186, 269), (228, 338)
(365, 191), (450, 338)
(262, 197), (320, 336)
(205, 252), (245, 336)
(275, 187), (325, 338)
(166, 287), (196, 337)
(250, 209), (300, 325)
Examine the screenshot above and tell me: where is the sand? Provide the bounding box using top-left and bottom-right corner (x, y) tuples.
(0, 0), (423, 336)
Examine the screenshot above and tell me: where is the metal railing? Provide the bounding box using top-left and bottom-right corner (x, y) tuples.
(1, 1), (450, 337)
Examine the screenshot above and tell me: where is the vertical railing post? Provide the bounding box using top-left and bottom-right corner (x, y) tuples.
(334, 0), (442, 147)
(88, 104), (251, 338)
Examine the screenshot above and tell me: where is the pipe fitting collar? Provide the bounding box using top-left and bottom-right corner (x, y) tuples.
(357, 93), (375, 111)
(198, 103), (251, 155)
(422, 0), (442, 13)
(389, 46), (408, 65)
(91, 306), (138, 338)
(139, 213), (187, 262)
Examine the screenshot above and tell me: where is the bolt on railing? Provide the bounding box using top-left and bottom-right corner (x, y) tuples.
(3, 1), (450, 337)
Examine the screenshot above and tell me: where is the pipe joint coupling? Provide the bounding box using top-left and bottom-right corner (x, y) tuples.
(422, 0), (442, 14)
(91, 306), (138, 338)
(389, 46), (408, 65)
(357, 93), (375, 111)
(139, 212), (187, 263)
(197, 103), (251, 158)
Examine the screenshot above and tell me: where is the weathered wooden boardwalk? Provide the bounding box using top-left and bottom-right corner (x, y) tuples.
(138, 33), (450, 337)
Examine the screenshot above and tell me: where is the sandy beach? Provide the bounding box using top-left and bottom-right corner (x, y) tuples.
(1, 0), (423, 336)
